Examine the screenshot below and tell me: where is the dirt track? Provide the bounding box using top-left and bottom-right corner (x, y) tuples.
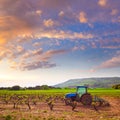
(0, 97), (120, 120)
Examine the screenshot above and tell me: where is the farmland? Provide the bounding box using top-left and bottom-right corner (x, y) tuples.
(0, 88), (120, 120)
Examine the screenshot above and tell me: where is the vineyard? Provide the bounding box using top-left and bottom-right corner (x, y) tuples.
(0, 88), (120, 120)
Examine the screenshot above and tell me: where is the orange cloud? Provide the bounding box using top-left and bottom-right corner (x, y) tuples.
(43, 19), (54, 27)
(0, 16), (32, 47)
(34, 30), (93, 40)
(0, 0), (119, 72)
(0, 39), (6, 45)
(78, 11), (88, 23)
(91, 55), (120, 72)
(22, 48), (43, 59)
(98, 0), (107, 7)
(98, 56), (120, 69)
(35, 10), (42, 16)
(16, 46), (24, 53)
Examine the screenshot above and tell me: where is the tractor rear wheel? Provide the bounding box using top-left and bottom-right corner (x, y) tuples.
(80, 94), (92, 105)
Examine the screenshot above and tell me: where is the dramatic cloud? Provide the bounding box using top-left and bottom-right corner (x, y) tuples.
(0, 0), (43, 47)
(0, 0), (120, 72)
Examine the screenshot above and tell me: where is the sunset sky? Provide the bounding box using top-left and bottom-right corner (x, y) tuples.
(0, 0), (120, 87)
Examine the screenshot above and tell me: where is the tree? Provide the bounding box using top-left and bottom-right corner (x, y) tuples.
(35, 85), (41, 90)
(112, 84), (120, 89)
(40, 85), (49, 90)
(11, 85), (21, 90)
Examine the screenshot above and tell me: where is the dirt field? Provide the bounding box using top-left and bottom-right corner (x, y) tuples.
(0, 97), (120, 120)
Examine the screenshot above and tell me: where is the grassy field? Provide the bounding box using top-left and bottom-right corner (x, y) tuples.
(89, 88), (120, 97)
(0, 88), (120, 97)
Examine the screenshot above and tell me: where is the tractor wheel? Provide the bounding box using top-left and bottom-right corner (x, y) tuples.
(80, 94), (92, 106)
(65, 98), (72, 105)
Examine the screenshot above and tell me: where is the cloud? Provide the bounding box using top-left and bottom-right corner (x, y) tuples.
(101, 45), (120, 49)
(116, 50), (120, 55)
(10, 60), (56, 71)
(34, 30), (93, 40)
(0, 0), (120, 72)
(43, 19), (54, 27)
(0, 14), (94, 71)
(18, 61), (56, 71)
(16, 46), (25, 53)
(98, 0), (107, 7)
(25, 10), (42, 17)
(0, 0), (43, 47)
(0, 44), (26, 62)
(111, 9), (118, 16)
(37, 49), (68, 62)
(72, 45), (86, 51)
(99, 39), (120, 49)
(78, 11), (88, 23)
(32, 42), (42, 47)
(15, 30), (93, 42)
(98, 56), (120, 69)
(35, 10), (42, 16)
(0, 16), (31, 45)
(10, 49), (68, 70)
(45, 49), (68, 55)
(0, 50), (7, 60)
(0, 0), (119, 47)
(22, 48), (43, 59)
(91, 55), (120, 72)
(59, 11), (64, 17)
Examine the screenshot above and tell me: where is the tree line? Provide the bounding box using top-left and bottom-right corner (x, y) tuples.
(0, 85), (61, 90)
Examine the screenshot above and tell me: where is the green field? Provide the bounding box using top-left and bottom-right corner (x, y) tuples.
(0, 88), (120, 97)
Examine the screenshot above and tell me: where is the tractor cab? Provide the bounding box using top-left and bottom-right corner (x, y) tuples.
(76, 86), (87, 97)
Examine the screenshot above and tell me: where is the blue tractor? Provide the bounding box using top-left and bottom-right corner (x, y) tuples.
(65, 86), (92, 105)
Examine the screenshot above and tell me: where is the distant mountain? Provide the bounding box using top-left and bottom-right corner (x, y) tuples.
(54, 77), (120, 88)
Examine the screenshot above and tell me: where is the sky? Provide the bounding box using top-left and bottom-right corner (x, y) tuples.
(0, 0), (120, 87)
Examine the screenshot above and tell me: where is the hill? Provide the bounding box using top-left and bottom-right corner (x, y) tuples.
(54, 77), (120, 88)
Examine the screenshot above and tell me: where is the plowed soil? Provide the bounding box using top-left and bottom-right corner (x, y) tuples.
(0, 97), (120, 120)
